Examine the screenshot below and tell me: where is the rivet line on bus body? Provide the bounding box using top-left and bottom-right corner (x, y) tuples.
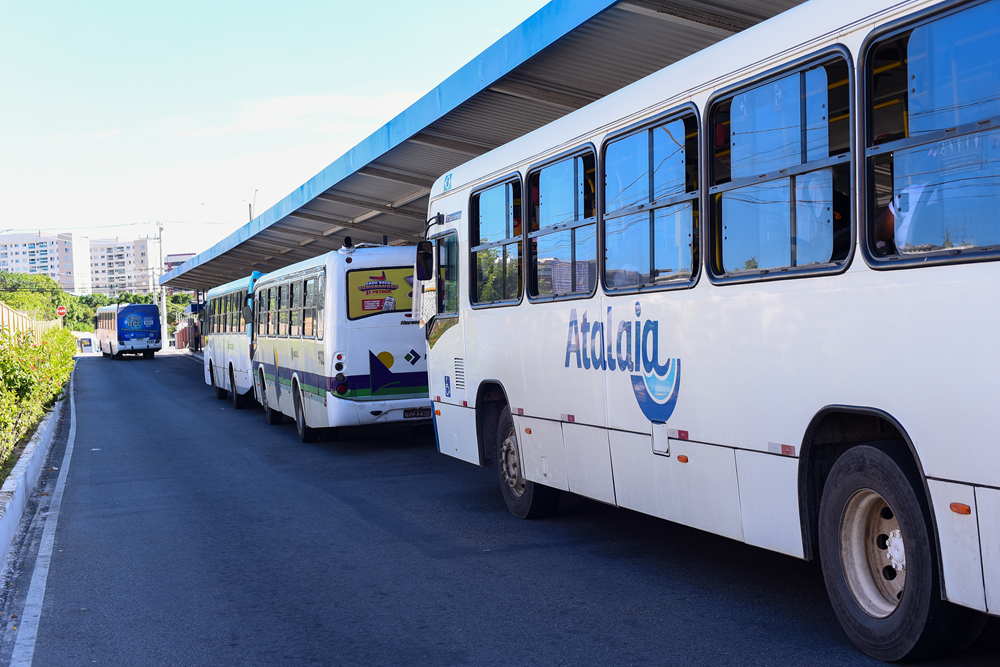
(950, 503), (972, 515)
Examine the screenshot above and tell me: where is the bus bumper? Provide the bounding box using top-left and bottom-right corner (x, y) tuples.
(327, 396), (432, 427)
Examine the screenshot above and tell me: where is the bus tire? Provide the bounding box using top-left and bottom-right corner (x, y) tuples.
(230, 368), (247, 410)
(211, 364), (228, 400)
(294, 385), (318, 443)
(495, 407), (559, 519)
(260, 371), (282, 425)
(819, 440), (971, 661)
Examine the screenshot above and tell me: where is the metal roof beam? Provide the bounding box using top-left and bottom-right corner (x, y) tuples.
(357, 166), (436, 189)
(487, 81), (592, 109)
(314, 192), (427, 221)
(618, 1), (750, 35)
(408, 133), (492, 157)
(289, 210), (421, 240)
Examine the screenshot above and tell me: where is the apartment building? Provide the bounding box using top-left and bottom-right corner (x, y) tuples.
(88, 238), (157, 296)
(0, 232), (92, 294)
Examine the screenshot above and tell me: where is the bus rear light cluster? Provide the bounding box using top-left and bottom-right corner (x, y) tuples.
(335, 384), (348, 395)
(335, 362), (344, 372)
(335, 373), (345, 382)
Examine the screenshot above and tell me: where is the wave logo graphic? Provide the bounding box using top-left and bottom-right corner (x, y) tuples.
(630, 357), (681, 423)
(564, 303), (681, 423)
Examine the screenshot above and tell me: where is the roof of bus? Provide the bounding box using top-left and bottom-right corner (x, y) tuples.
(95, 303), (160, 313)
(254, 244), (417, 288)
(161, 0), (806, 292)
(204, 271), (263, 299)
(428, 0), (904, 202)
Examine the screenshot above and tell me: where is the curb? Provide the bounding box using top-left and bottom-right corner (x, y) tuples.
(0, 399), (63, 564)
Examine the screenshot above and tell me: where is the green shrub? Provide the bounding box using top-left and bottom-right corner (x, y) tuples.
(0, 327), (76, 466)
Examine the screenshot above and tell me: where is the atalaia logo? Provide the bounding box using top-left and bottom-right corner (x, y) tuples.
(564, 302), (681, 423)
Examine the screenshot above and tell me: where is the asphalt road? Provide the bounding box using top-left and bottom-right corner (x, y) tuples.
(0, 352), (995, 666)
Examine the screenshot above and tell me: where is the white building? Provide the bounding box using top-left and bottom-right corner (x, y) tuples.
(0, 231), (92, 294)
(88, 237), (157, 297)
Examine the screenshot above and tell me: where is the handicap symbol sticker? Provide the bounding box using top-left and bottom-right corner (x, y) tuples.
(445, 376), (451, 398)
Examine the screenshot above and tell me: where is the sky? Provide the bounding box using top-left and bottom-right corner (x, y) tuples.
(0, 0), (551, 258)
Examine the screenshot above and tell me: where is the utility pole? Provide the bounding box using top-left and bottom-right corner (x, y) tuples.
(157, 221), (168, 347)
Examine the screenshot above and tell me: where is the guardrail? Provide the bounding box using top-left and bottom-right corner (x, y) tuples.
(0, 301), (60, 343)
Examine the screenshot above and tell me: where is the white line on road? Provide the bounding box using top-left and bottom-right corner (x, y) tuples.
(9, 370), (78, 667)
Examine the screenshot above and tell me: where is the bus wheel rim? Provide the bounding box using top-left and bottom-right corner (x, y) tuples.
(499, 430), (526, 498)
(840, 488), (906, 618)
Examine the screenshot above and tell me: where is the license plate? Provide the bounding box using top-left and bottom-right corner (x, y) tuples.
(404, 408), (432, 419)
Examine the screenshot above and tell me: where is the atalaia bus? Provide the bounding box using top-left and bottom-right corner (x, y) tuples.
(95, 303), (162, 359)
(204, 272), (263, 409)
(254, 241), (431, 442)
(414, 0), (1000, 659)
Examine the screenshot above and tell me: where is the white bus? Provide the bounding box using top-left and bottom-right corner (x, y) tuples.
(204, 272), (263, 409)
(95, 303), (162, 359)
(414, 0), (1000, 659)
(253, 241), (431, 442)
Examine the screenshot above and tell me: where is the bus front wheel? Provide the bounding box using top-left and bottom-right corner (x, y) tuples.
(294, 385), (318, 443)
(211, 364), (228, 400)
(230, 368), (247, 410)
(819, 440), (972, 661)
(260, 371), (282, 425)
(495, 407), (559, 519)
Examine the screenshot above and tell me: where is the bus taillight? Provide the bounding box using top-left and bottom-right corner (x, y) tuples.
(336, 383), (348, 395)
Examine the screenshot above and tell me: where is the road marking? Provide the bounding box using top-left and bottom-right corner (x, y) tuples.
(9, 370), (78, 667)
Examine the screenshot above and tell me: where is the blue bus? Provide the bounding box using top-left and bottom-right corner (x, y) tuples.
(95, 303), (162, 359)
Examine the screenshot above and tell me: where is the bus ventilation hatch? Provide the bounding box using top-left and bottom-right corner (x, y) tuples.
(454, 359), (466, 390)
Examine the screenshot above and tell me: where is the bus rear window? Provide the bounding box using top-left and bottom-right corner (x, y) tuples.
(346, 267), (414, 320)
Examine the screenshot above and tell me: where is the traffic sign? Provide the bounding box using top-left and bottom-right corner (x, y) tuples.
(56, 306), (67, 317)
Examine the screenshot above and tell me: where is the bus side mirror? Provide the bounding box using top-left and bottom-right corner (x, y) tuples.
(242, 305), (253, 323)
(415, 241), (434, 281)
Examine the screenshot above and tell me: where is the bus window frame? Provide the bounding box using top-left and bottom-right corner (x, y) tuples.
(429, 229), (460, 317)
(599, 104), (702, 295)
(468, 172), (524, 309)
(860, 0), (1000, 270)
(525, 143), (600, 304)
(704, 44), (857, 286)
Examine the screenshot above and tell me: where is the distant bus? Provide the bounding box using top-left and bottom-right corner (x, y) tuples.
(253, 241), (431, 442)
(415, 0), (1000, 660)
(94, 304), (161, 359)
(204, 272), (263, 409)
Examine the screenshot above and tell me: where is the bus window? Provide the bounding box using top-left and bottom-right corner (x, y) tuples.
(528, 152), (597, 298)
(290, 282), (301, 337)
(259, 290), (266, 336)
(711, 57), (851, 276)
(436, 235), (459, 314)
(315, 273), (325, 340)
(867, 0), (1000, 259)
(278, 284), (288, 337)
(238, 290), (246, 331)
(470, 179), (521, 304)
(604, 115), (698, 289)
(302, 277), (315, 337)
(267, 287), (276, 336)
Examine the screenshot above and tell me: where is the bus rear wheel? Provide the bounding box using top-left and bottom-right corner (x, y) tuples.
(294, 385), (318, 443)
(230, 368), (247, 410)
(819, 440), (972, 661)
(211, 364), (228, 400)
(260, 371), (282, 425)
(495, 407), (559, 519)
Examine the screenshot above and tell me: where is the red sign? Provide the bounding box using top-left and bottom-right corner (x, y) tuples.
(56, 306), (67, 316)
